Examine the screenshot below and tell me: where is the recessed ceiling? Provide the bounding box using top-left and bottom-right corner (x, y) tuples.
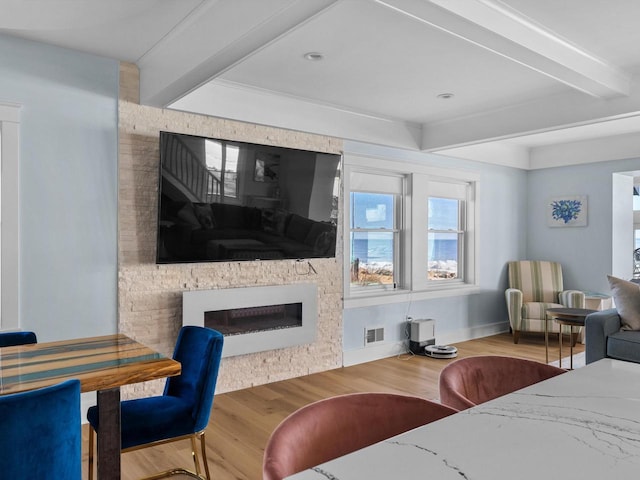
(2, 0), (640, 168)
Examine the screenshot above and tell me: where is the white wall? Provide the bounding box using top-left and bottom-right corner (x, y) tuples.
(0, 34), (119, 340)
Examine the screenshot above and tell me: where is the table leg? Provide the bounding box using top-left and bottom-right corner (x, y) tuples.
(558, 326), (563, 369)
(569, 325), (574, 370)
(545, 314), (549, 364)
(97, 388), (121, 480)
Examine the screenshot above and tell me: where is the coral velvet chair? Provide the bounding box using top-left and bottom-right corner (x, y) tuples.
(505, 260), (585, 343)
(0, 379), (81, 479)
(439, 355), (566, 411)
(87, 326), (224, 480)
(262, 392), (458, 480)
(0, 330), (37, 347)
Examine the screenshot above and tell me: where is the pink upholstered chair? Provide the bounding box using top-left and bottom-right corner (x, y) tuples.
(262, 392), (458, 480)
(439, 355), (566, 411)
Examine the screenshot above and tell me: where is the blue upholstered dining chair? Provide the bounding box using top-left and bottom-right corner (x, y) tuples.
(0, 330), (37, 347)
(0, 379), (81, 479)
(87, 326), (224, 480)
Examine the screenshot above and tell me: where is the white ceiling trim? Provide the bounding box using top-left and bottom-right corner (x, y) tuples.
(169, 79), (423, 150)
(377, 0), (630, 98)
(529, 131), (640, 170)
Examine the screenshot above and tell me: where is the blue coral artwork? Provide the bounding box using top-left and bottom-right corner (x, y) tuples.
(547, 195), (587, 227)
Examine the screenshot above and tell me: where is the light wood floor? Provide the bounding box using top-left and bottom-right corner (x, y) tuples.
(82, 332), (584, 480)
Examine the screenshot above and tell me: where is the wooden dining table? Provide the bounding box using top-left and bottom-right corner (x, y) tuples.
(0, 333), (181, 480)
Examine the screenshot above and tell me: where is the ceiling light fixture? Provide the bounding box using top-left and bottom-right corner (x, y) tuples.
(303, 52), (324, 61)
(437, 93), (455, 99)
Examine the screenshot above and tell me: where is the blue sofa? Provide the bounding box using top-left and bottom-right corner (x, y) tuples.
(585, 309), (640, 364)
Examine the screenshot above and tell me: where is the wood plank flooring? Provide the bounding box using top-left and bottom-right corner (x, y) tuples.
(81, 332), (584, 480)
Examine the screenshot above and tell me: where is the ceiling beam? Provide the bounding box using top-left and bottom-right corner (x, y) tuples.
(377, 0), (631, 98)
(139, 0), (339, 107)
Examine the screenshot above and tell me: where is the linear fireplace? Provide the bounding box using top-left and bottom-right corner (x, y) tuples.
(182, 284), (317, 357)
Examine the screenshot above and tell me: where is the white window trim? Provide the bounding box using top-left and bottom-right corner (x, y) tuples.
(344, 154), (479, 308)
(0, 102), (21, 331)
(348, 171), (405, 294)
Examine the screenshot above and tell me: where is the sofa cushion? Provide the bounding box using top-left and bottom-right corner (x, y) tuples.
(193, 203), (216, 229)
(285, 214), (313, 243)
(304, 222), (331, 247)
(607, 275), (640, 330)
(176, 202), (201, 228)
(607, 330), (640, 363)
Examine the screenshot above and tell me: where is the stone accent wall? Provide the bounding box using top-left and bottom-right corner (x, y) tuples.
(118, 63), (344, 396)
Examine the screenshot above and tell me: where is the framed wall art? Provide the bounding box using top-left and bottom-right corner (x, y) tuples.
(254, 152), (280, 182)
(547, 195), (587, 227)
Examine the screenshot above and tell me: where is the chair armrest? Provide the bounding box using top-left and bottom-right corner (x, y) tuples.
(559, 290), (585, 309)
(585, 308), (621, 364)
(505, 288), (523, 330)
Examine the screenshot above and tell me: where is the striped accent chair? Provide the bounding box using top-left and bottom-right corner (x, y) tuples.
(506, 260), (585, 344)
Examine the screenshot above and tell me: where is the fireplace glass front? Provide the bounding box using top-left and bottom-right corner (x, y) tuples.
(204, 303), (303, 336)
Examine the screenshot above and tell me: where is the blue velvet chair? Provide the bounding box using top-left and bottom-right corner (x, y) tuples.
(0, 330), (37, 347)
(87, 326), (224, 480)
(0, 379), (81, 479)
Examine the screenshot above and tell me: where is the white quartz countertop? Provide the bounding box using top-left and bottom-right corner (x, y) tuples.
(288, 359), (640, 479)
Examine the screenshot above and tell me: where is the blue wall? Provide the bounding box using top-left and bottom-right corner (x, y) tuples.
(0, 34), (119, 340)
(343, 141), (640, 358)
(2, 33), (636, 360)
(342, 142), (528, 352)
(527, 157), (640, 294)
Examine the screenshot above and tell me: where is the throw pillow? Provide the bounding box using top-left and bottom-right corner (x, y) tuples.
(193, 204), (216, 230)
(607, 275), (640, 331)
(176, 203), (201, 228)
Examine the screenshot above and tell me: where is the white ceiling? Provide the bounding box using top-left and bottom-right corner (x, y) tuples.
(2, 0), (640, 169)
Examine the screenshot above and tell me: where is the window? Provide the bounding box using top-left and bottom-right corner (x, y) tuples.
(0, 102), (20, 330)
(350, 192), (398, 288)
(348, 171), (404, 292)
(428, 197), (462, 281)
(205, 139), (239, 199)
(344, 155), (477, 304)
(426, 180), (469, 283)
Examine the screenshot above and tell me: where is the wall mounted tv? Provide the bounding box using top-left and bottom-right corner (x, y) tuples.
(156, 131), (341, 264)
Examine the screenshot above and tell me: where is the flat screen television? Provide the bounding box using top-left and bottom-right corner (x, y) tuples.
(156, 131), (341, 264)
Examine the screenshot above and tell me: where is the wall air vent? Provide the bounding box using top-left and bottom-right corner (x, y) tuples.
(365, 327), (384, 346)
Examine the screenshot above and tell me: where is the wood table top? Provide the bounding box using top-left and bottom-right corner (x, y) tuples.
(0, 334), (181, 395)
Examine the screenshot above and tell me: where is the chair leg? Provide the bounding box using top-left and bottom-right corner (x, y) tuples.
(199, 432), (212, 480)
(512, 330), (520, 344)
(190, 436), (202, 478)
(88, 426), (95, 480)
(138, 433), (211, 480)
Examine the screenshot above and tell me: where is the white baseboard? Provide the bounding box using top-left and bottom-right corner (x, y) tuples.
(436, 321), (509, 346)
(343, 340), (409, 367)
(342, 321), (509, 367)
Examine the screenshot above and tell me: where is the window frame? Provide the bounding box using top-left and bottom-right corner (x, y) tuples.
(414, 177), (475, 291)
(349, 189), (402, 293)
(0, 102), (21, 331)
(344, 155), (478, 307)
